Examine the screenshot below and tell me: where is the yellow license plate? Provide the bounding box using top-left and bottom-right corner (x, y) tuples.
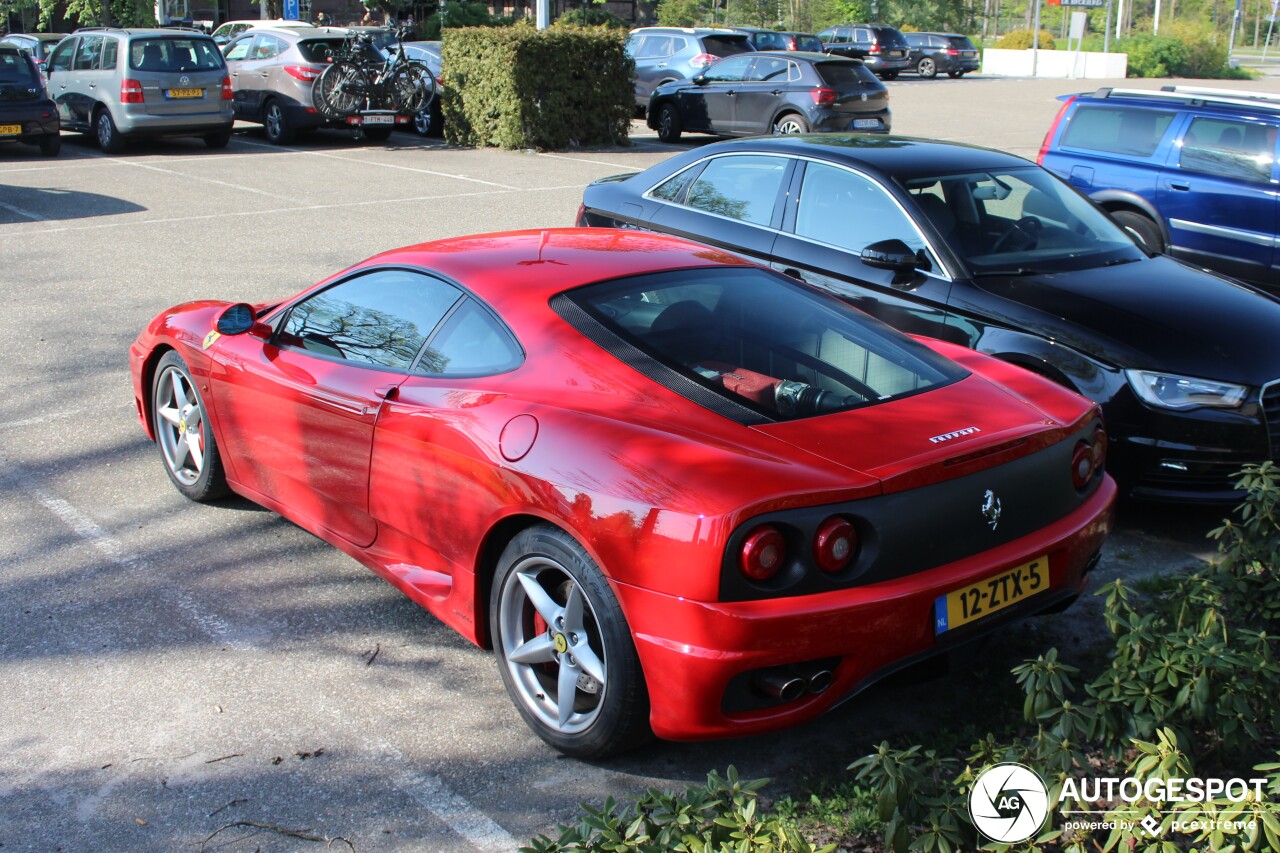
(0, 124), (21, 135)
(934, 555), (1049, 633)
(167, 88), (203, 99)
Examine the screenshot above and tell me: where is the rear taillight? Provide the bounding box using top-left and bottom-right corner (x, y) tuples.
(1038, 94), (1076, 165)
(740, 525), (786, 581)
(220, 75), (233, 99)
(284, 65), (322, 81)
(869, 43), (881, 53)
(809, 87), (836, 106)
(689, 52), (719, 68)
(120, 79), (144, 103)
(1092, 426), (1107, 469)
(1071, 440), (1095, 490)
(814, 517), (857, 573)
(786, 36), (797, 50)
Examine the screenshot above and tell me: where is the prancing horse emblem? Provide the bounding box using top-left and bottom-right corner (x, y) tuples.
(981, 489), (1002, 530)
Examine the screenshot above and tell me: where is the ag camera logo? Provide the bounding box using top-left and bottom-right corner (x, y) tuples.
(969, 762), (1050, 843)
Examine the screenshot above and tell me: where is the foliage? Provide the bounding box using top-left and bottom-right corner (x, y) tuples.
(656, 0), (712, 27)
(36, 0), (154, 28)
(1118, 22), (1248, 78)
(440, 23), (632, 150)
(554, 5), (629, 28)
(1118, 33), (1189, 76)
(522, 767), (836, 853)
(841, 463), (1280, 852)
(419, 3), (514, 41)
(995, 29), (1057, 49)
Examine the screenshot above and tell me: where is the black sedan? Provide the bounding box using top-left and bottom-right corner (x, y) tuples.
(647, 51), (889, 142)
(578, 134), (1280, 503)
(0, 47), (59, 157)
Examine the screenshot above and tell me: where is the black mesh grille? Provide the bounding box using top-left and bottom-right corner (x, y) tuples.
(1263, 381), (1280, 459)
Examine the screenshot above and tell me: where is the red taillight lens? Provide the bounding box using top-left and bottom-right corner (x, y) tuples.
(220, 75), (233, 99)
(814, 517), (857, 573)
(689, 52), (719, 68)
(786, 37), (797, 50)
(809, 87), (836, 106)
(284, 65), (322, 81)
(120, 79), (144, 103)
(1038, 94), (1076, 165)
(1071, 440), (1095, 489)
(1092, 426), (1107, 469)
(869, 43), (881, 53)
(946, 48), (960, 55)
(740, 525), (786, 581)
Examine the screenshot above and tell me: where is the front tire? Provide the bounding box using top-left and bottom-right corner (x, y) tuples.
(491, 525), (650, 758)
(263, 99), (296, 145)
(948, 69), (965, 78)
(95, 108), (125, 154)
(151, 351), (229, 502)
(773, 112), (809, 135)
(1112, 210), (1164, 254)
(655, 102), (682, 143)
(39, 133), (61, 157)
(917, 57), (937, 78)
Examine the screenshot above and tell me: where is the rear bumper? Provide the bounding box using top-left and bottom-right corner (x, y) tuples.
(117, 107), (234, 136)
(0, 104), (60, 138)
(812, 108), (891, 133)
(616, 475), (1115, 740)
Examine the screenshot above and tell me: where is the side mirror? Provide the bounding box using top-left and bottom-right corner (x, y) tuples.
(216, 303), (270, 338)
(860, 239), (918, 272)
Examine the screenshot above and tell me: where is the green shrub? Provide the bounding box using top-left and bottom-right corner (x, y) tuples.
(1118, 33), (1188, 77)
(521, 767), (835, 853)
(441, 23), (633, 150)
(418, 3), (514, 42)
(554, 6), (629, 28)
(995, 29), (1056, 50)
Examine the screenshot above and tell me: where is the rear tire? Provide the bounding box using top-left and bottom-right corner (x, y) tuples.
(95, 108), (125, 154)
(39, 133), (61, 157)
(917, 57), (937, 78)
(263, 99), (296, 145)
(1112, 210), (1164, 254)
(773, 112), (809, 135)
(655, 102), (682, 143)
(948, 70), (965, 78)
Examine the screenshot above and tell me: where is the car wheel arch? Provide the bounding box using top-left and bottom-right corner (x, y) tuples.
(138, 343), (178, 442)
(995, 353), (1078, 392)
(1091, 191), (1170, 245)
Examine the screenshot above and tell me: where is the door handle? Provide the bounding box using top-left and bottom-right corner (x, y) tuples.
(1170, 181), (1191, 191)
(782, 268), (804, 280)
(374, 385), (399, 400)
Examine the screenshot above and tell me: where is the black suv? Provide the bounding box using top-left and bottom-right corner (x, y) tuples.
(903, 32), (980, 78)
(817, 24), (910, 79)
(0, 47), (60, 156)
(1038, 85), (1280, 289)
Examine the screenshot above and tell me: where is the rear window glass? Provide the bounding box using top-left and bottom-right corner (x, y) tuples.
(874, 28), (908, 48)
(700, 35), (752, 57)
(816, 61), (878, 87)
(1060, 105), (1175, 157)
(0, 50), (37, 84)
(794, 35), (823, 51)
(130, 37), (224, 71)
(947, 36), (977, 50)
(564, 267), (964, 421)
(298, 38), (346, 63)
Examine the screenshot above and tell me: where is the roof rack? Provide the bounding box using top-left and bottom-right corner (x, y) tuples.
(1091, 85), (1280, 113)
(73, 26), (130, 33)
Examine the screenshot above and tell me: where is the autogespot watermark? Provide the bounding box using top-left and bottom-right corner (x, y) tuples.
(969, 763), (1270, 844)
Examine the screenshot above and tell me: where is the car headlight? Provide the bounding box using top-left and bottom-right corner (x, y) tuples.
(1124, 370), (1247, 410)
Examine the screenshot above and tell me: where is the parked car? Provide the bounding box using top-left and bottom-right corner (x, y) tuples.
(647, 51), (890, 141)
(731, 27), (824, 52)
(223, 26), (399, 144)
(402, 39), (442, 136)
(625, 27), (754, 113)
(43, 27), (233, 152)
(0, 47), (60, 156)
(578, 135), (1280, 503)
(904, 32), (980, 78)
(1038, 85), (1280, 289)
(817, 23), (910, 79)
(130, 227), (1114, 756)
(211, 18), (315, 46)
(0, 32), (69, 76)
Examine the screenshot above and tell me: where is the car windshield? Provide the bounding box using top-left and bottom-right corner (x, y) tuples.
(566, 267), (965, 422)
(130, 37), (223, 71)
(902, 167), (1145, 275)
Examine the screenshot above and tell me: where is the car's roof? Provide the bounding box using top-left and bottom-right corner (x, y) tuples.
(691, 135), (1031, 180)
(3, 32), (67, 41)
(1071, 85), (1280, 117)
(360, 229), (753, 310)
(630, 26), (748, 35)
(73, 27), (216, 38)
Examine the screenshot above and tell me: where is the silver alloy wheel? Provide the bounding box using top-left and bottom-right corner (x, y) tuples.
(266, 104), (284, 140)
(498, 556), (608, 735)
(154, 365), (206, 487)
(96, 112), (114, 148)
(658, 106), (677, 138)
(413, 109), (431, 135)
(918, 57), (936, 78)
(774, 115), (807, 134)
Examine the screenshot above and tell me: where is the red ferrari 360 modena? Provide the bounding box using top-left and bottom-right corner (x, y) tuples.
(130, 228), (1114, 757)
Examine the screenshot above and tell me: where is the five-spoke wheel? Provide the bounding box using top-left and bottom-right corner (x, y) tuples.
(152, 351), (228, 502)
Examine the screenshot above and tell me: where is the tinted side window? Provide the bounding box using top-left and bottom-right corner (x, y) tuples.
(795, 162), (925, 254)
(421, 300), (522, 376)
(650, 163), (702, 202)
(101, 38), (118, 70)
(684, 155), (788, 226)
(47, 38), (74, 72)
(73, 36), (102, 70)
(1179, 117), (1278, 184)
(223, 36), (252, 61)
(749, 56), (790, 82)
(703, 55), (752, 82)
(1060, 105), (1175, 157)
(278, 270), (463, 370)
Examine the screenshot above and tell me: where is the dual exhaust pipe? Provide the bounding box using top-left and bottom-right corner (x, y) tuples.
(754, 665), (834, 704)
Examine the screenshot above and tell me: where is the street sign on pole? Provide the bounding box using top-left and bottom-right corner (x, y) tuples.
(283, 0), (300, 20)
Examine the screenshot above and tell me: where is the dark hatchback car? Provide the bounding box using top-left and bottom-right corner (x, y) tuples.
(904, 32), (980, 78)
(578, 135), (1280, 503)
(648, 52), (890, 141)
(731, 27), (825, 52)
(626, 27), (755, 113)
(817, 24), (910, 79)
(0, 47), (61, 156)
(0, 33), (68, 76)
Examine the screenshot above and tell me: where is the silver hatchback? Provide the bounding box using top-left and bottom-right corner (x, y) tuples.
(45, 27), (233, 152)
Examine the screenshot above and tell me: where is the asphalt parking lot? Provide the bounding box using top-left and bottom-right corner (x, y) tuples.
(0, 73), (1269, 852)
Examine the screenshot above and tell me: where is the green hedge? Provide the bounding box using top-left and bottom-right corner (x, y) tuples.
(440, 24), (633, 150)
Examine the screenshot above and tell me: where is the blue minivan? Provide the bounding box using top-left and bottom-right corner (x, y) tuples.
(1037, 85), (1279, 290)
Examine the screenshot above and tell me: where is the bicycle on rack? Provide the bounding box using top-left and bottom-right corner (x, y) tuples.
(312, 26), (436, 120)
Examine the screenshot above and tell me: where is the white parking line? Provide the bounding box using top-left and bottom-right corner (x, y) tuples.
(0, 409), (81, 430)
(391, 768), (520, 852)
(0, 198), (48, 221)
(111, 158), (300, 202)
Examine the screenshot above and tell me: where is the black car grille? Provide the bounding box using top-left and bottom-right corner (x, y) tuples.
(1141, 461), (1252, 493)
(1262, 381), (1280, 459)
